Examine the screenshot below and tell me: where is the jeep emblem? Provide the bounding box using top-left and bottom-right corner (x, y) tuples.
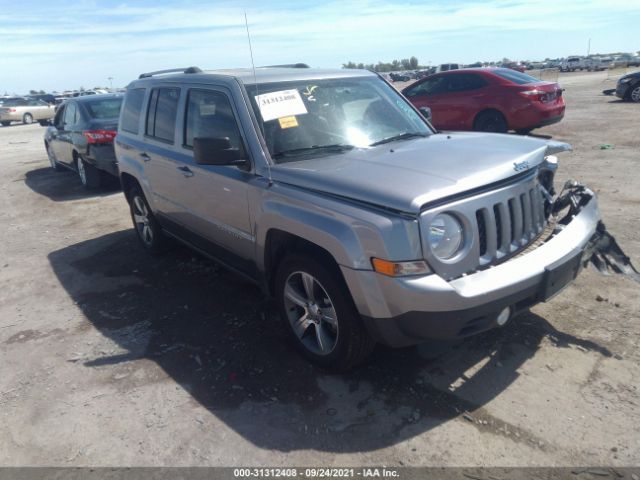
(513, 160), (530, 172)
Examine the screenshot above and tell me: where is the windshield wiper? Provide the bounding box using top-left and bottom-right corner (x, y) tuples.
(369, 132), (428, 146)
(272, 144), (355, 159)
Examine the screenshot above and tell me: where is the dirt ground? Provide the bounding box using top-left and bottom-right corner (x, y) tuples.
(0, 70), (638, 467)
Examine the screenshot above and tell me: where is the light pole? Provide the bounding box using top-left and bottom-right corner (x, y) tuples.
(587, 38), (591, 56)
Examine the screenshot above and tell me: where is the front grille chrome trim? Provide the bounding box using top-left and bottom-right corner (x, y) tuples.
(420, 172), (548, 280)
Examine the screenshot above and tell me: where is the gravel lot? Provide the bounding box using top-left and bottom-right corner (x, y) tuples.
(0, 70), (638, 467)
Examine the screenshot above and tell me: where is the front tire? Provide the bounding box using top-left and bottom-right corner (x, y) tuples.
(275, 254), (375, 371)
(474, 110), (508, 133)
(77, 156), (101, 188)
(629, 85), (640, 103)
(23, 113), (33, 125)
(128, 185), (168, 255)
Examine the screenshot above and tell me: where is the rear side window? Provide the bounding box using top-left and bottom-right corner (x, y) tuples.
(184, 89), (242, 149)
(493, 69), (539, 85)
(446, 74), (487, 92)
(146, 87), (180, 143)
(120, 88), (145, 134)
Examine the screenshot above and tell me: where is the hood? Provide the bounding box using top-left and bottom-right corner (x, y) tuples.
(270, 132), (570, 214)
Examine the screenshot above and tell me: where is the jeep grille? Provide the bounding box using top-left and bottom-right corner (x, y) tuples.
(420, 172), (548, 280)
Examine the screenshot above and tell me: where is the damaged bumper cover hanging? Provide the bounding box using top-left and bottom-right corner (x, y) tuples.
(553, 180), (639, 283)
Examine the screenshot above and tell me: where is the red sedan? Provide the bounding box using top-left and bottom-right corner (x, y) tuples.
(402, 68), (565, 134)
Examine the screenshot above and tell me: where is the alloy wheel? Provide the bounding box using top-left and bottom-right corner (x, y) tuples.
(283, 271), (339, 356)
(77, 159), (87, 185)
(132, 195), (154, 246)
(631, 86), (640, 103)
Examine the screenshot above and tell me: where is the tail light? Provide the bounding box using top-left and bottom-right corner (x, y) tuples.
(8, 108), (17, 113)
(83, 130), (117, 144)
(519, 89), (559, 103)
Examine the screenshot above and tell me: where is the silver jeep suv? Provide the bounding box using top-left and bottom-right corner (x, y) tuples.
(115, 66), (605, 370)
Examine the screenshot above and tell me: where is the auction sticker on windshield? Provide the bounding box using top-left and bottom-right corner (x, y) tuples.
(255, 90), (308, 121)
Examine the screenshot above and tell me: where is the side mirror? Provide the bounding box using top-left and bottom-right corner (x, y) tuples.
(193, 137), (248, 168)
(419, 106), (432, 122)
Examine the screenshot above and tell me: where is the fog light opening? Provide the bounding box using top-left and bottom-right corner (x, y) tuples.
(496, 307), (511, 326)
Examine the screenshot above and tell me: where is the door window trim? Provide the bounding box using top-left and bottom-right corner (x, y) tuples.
(144, 86), (180, 145)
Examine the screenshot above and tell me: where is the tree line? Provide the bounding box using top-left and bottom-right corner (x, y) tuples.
(342, 56), (422, 72)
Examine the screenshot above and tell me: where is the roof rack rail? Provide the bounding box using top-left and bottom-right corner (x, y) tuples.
(259, 63), (310, 69)
(138, 66), (202, 79)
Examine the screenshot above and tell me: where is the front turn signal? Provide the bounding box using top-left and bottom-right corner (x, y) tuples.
(371, 258), (431, 277)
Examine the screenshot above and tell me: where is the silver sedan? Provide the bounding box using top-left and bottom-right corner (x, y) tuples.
(0, 98), (55, 126)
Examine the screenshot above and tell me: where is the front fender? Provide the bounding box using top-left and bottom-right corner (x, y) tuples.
(256, 199), (367, 270)
(252, 183), (423, 273)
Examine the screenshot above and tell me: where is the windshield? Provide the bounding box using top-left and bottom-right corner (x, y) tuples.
(84, 98), (123, 119)
(246, 76), (432, 162)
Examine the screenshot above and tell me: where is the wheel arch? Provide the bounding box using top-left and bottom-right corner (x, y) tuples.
(120, 172), (141, 204)
(263, 229), (349, 297)
(473, 108), (508, 130)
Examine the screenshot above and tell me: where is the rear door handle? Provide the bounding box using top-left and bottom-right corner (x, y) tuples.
(177, 165), (194, 177)
(140, 152), (150, 162)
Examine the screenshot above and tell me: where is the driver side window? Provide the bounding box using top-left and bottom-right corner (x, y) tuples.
(53, 106), (65, 128)
(184, 89), (242, 151)
(406, 76), (447, 97)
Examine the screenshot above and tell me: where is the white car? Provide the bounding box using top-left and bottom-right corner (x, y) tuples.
(560, 57), (585, 72)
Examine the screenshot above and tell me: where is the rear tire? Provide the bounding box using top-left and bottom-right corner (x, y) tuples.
(77, 156), (101, 189)
(629, 85), (640, 103)
(23, 113), (33, 125)
(474, 110), (508, 133)
(275, 254), (376, 371)
(128, 185), (168, 255)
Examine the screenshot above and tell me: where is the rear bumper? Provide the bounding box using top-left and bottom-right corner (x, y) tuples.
(511, 102), (565, 130)
(0, 113), (21, 122)
(87, 144), (118, 177)
(342, 189), (600, 347)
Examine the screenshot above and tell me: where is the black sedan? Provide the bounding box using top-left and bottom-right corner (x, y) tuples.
(616, 71), (640, 102)
(44, 94), (123, 188)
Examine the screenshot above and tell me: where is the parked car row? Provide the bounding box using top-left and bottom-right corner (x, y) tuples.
(38, 65), (631, 370)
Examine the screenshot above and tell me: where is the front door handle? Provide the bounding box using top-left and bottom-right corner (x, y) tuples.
(177, 165), (194, 177)
(140, 152), (151, 162)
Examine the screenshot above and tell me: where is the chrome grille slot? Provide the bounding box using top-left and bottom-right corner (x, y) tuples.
(474, 184), (547, 266)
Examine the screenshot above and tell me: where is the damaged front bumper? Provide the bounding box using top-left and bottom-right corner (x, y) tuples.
(557, 181), (640, 283)
(349, 182), (637, 347)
